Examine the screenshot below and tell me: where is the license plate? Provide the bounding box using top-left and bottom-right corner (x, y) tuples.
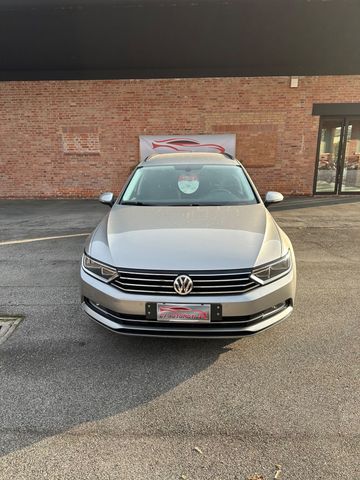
(157, 303), (211, 322)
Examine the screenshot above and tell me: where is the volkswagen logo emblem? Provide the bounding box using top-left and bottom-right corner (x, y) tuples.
(173, 275), (193, 295)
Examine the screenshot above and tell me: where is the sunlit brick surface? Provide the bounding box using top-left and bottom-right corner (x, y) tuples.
(1, 75), (360, 198)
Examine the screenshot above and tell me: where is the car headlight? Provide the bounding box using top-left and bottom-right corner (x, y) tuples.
(82, 253), (118, 283)
(251, 250), (292, 285)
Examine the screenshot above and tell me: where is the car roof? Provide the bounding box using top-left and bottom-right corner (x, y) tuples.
(141, 152), (240, 166)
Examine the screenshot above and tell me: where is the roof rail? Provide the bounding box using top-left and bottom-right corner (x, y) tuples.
(143, 153), (158, 162)
(143, 152), (234, 162)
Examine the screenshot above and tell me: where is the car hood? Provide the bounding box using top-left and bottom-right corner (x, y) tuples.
(87, 204), (283, 270)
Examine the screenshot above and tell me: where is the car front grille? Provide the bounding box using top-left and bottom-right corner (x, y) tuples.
(110, 268), (260, 296)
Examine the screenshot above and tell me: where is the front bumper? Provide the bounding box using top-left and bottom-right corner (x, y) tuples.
(80, 267), (296, 338)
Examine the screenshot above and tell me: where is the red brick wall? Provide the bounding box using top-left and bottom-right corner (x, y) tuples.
(1, 75), (360, 198)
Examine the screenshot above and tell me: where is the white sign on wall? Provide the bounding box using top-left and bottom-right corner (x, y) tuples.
(139, 134), (236, 161)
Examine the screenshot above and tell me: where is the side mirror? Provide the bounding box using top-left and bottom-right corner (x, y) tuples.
(264, 191), (284, 207)
(99, 192), (115, 207)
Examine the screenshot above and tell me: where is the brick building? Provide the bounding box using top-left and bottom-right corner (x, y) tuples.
(1, 0), (360, 198)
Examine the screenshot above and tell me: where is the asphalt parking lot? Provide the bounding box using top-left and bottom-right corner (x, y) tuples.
(0, 198), (359, 480)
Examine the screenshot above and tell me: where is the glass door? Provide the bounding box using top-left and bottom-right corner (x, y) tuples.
(314, 118), (345, 194)
(315, 116), (360, 194)
(340, 118), (360, 193)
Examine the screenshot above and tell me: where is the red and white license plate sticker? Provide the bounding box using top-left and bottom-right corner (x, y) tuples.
(157, 303), (211, 322)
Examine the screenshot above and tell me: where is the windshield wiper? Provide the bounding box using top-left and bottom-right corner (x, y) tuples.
(121, 201), (236, 207)
(121, 201), (154, 206)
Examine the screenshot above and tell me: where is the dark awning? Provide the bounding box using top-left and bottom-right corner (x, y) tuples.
(1, 0), (360, 81)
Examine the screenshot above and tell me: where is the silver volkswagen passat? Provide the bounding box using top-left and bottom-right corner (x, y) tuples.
(81, 152), (296, 338)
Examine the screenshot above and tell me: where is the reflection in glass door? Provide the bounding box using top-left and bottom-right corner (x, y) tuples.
(315, 118), (343, 193)
(315, 116), (360, 194)
(340, 119), (360, 192)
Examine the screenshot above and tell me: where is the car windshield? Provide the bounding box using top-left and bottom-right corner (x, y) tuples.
(120, 164), (258, 206)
